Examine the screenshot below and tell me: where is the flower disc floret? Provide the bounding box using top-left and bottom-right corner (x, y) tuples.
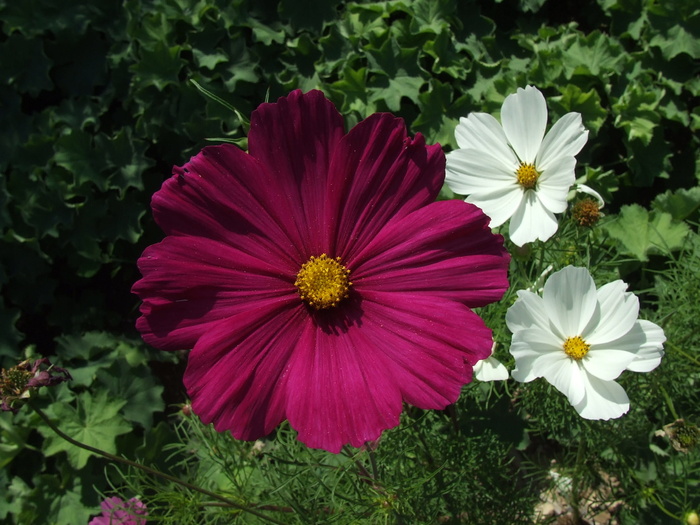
(516, 163), (539, 189)
(295, 254), (351, 309)
(563, 336), (589, 360)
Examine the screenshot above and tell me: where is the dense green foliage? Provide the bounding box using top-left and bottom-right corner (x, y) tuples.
(0, 0), (698, 523)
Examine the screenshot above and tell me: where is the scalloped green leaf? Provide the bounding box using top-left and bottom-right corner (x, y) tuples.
(40, 390), (132, 469)
(603, 204), (690, 261)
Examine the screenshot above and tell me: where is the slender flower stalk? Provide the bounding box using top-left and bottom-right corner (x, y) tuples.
(30, 401), (288, 525)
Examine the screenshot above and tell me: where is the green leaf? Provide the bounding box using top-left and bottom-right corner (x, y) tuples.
(603, 204), (690, 261)
(649, 23), (700, 60)
(549, 85), (608, 134)
(652, 186), (700, 221)
(412, 80), (458, 148)
(279, 0), (339, 31)
(0, 33), (53, 95)
(53, 131), (106, 191)
(40, 390), (132, 469)
(561, 31), (625, 78)
(130, 41), (186, 91)
(613, 84), (664, 146)
(0, 412), (31, 469)
(0, 307), (21, 359)
(424, 29), (471, 79)
(96, 361), (164, 430)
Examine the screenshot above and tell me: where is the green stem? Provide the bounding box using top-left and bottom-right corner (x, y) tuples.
(30, 402), (288, 525)
(667, 341), (700, 367)
(658, 384), (679, 420)
(647, 492), (681, 521)
(570, 436), (587, 523)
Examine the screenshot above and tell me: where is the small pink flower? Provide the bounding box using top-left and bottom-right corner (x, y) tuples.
(133, 89), (510, 452)
(89, 497), (147, 525)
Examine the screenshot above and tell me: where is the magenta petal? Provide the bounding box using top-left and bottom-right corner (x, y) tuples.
(248, 90), (346, 253)
(325, 113), (445, 256)
(186, 299), (304, 440)
(284, 294), (492, 453)
(284, 304), (403, 453)
(132, 236), (295, 350)
(153, 144), (305, 264)
(351, 200), (509, 307)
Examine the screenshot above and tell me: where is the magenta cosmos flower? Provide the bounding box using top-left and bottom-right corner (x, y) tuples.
(133, 90), (509, 453)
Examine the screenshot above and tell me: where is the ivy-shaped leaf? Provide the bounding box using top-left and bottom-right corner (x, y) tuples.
(603, 204), (690, 261)
(39, 390), (132, 469)
(96, 361), (164, 430)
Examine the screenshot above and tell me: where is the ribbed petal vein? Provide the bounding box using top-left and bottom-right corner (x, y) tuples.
(133, 236), (295, 350)
(536, 112), (588, 171)
(325, 113), (444, 258)
(247, 90), (346, 255)
(453, 113), (518, 169)
(501, 86), (547, 163)
(153, 144), (303, 265)
(185, 299), (304, 441)
(350, 200), (509, 307)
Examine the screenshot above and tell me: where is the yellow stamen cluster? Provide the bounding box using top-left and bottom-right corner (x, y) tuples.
(295, 254), (351, 310)
(516, 162), (540, 190)
(572, 199), (601, 227)
(563, 336), (590, 360)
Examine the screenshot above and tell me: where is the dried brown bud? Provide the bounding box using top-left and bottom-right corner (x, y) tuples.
(655, 419), (699, 453)
(571, 198), (602, 227)
(1, 358), (71, 413)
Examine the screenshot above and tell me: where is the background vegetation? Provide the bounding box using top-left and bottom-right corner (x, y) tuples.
(0, 0), (698, 523)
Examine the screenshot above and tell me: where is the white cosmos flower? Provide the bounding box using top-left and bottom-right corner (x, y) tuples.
(506, 266), (665, 420)
(474, 343), (509, 381)
(445, 86), (588, 246)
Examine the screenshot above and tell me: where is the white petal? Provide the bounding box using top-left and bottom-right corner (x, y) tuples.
(508, 191), (558, 246)
(536, 156), (577, 214)
(454, 113), (517, 168)
(539, 354), (586, 405)
(474, 356), (509, 381)
(582, 349), (638, 381)
(624, 320), (666, 372)
(593, 320), (666, 373)
(505, 290), (551, 333)
(466, 186), (525, 228)
(585, 281), (639, 345)
(445, 148), (518, 195)
(536, 112), (588, 171)
(542, 266), (599, 339)
(574, 184), (605, 208)
(509, 327), (565, 382)
(572, 375), (629, 420)
(501, 86), (547, 163)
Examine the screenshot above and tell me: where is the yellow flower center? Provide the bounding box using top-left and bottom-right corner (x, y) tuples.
(516, 162), (540, 189)
(295, 254), (351, 310)
(563, 336), (590, 360)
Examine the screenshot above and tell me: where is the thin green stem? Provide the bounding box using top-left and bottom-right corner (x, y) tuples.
(30, 402), (288, 525)
(570, 436), (587, 523)
(667, 341), (700, 367)
(658, 384), (679, 420)
(647, 492), (682, 521)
